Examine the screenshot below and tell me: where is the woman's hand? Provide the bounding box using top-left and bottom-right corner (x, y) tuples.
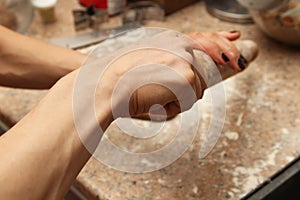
(91, 30), (244, 121)
(189, 31), (246, 71)
(0, 30), (253, 200)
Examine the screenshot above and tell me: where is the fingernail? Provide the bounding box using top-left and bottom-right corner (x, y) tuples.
(221, 53), (230, 63)
(230, 30), (240, 33)
(238, 55), (248, 70)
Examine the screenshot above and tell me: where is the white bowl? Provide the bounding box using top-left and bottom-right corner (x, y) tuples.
(237, 0), (287, 10)
(238, 0), (300, 46)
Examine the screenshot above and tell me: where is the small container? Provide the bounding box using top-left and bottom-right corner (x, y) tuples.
(205, 0), (253, 24)
(31, 0), (57, 24)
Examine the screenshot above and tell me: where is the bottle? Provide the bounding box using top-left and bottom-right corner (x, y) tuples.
(79, 0), (107, 9)
(79, 0), (126, 15)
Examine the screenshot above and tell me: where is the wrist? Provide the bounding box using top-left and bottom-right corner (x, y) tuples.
(55, 70), (114, 131)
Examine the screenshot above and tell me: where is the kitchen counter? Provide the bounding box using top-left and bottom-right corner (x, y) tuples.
(1, 1), (300, 199)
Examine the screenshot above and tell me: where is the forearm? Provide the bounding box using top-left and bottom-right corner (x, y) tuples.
(0, 30), (255, 199)
(0, 26), (87, 89)
(0, 71), (113, 199)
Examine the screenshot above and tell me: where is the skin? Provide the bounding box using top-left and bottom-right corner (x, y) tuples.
(0, 26), (87, 89)
(0, 26), (242, 199)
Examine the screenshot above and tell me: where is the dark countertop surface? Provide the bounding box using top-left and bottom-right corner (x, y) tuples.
(0, 1), (300, 199)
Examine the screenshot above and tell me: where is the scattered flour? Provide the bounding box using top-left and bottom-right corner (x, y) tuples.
(225, 131), (239, 140)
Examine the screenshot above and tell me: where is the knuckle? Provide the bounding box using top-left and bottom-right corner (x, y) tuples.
(188, 32), (203, 39)
(227, 49), (240, 61)
(223, 45), (240, 59)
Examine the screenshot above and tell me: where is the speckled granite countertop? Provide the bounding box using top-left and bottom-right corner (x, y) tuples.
(1, 1), (300, 199)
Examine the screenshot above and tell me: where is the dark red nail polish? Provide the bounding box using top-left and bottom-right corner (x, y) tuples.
(238, 55), (248, 70)
(221, 53), (230, 63)
(230, 30), (240, 33)
(240, 55), (248, 64)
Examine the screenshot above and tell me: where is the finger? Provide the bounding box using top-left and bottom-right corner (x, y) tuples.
(189, 67), (205, 99)
(188, 32), (238, 68)
(152, 101), (181, 120)
(133, 101), (181, 121)
(129, 84), (177, 117)
(213, 40), (259, 82)
(235, 40), (259, 63)
(218, 31), (241, 41)
(132, 112), (177, 121)
(194, 37), (226, 65)
(198, 32), (242, 71)
(215, 36), (242, 71)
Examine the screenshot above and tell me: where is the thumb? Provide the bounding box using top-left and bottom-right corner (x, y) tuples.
(133, 101), (181, 121)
